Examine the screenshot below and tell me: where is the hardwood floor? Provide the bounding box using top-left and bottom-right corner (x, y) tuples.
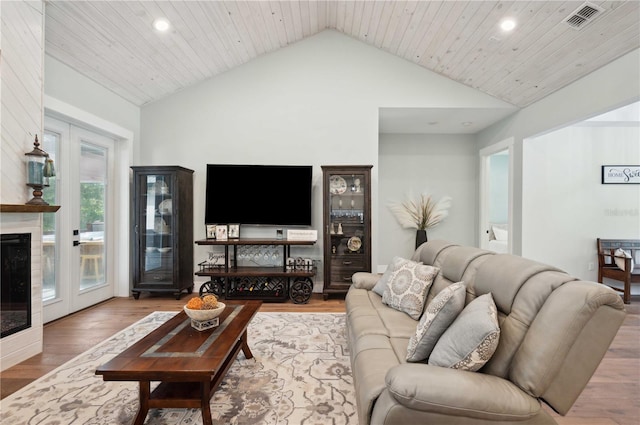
(1, 293), (638, 425)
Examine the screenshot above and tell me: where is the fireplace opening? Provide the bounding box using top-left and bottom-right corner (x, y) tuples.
(1, 233), (32, 338)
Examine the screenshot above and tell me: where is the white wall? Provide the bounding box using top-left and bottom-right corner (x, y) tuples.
(140, 29), (512, 282)
(44, 56), (141, 147)
(378, 133), (477, 267)
(523, 119), (640, 287)
(0, 0), (45, 371)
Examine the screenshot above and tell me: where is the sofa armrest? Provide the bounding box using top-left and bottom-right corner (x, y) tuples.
(384, 364), (542, 421)
(352, 272), (382, 290)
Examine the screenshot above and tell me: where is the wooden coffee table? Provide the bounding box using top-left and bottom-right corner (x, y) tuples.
(95, 300), (262, 425)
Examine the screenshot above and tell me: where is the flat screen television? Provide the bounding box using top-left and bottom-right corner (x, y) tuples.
(205, 164), (313, 226)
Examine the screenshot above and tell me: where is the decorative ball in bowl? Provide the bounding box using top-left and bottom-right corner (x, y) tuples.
(183, 302), (225, 322)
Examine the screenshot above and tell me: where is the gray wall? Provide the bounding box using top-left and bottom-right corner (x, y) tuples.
(140, 29), (511, 283)
(378, 133), (477, 268)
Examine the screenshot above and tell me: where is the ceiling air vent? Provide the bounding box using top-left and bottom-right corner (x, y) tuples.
(564, 2), (605, 29)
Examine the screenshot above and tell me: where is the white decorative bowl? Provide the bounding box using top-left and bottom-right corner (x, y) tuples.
(183, 302), (225, 321)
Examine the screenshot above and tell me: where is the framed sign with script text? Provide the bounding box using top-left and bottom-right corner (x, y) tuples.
(601, 165), (640, 184)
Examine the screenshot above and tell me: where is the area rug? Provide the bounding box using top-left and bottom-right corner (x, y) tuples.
(0, 312), (356, 425)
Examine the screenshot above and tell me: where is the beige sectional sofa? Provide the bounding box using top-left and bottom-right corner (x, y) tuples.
(345, 240), (626, 425)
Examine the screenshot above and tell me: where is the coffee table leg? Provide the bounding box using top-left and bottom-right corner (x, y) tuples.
(134, 381), (150, 425)
(201, 380), (213, 425)
(240, 330), (254, 359)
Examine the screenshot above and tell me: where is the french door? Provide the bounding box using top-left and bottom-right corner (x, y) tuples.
(43, 117), (116, 323)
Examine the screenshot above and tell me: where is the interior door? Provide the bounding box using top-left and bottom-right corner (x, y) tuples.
(479, 139), (513, 253)
(43, 117), (116, 322)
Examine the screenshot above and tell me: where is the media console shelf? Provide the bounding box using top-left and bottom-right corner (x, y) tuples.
(195, 238), (316, 304)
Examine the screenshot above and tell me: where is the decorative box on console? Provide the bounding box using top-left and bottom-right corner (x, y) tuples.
(286, 229), (317, 241)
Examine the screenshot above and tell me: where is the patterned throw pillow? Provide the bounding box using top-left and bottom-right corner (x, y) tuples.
(372, 256), (422, 296)
(381, 258), (440, 320)
(428, 293), (500, 371)
(406, 282), (466, 362)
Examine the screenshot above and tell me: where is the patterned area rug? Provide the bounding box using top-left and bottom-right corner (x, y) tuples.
(0, 312), (356, 425)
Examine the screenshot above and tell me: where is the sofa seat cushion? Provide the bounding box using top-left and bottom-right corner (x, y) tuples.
(382, 363), (543, 421)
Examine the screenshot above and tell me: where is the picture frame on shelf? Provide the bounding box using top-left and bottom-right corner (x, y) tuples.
(216, 224), (228, 241)
(228, 224), (240, 239)
(206, 224), (216, 239)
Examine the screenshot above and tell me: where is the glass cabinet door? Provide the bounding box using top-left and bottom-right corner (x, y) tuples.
(322, 165), (372, 299)
(328, 173), (366, 257)
(139, 173), (174, 282)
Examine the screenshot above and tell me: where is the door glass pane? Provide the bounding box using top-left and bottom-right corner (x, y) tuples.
(42, 132), (59, 301)
(79, 143), (107, 290)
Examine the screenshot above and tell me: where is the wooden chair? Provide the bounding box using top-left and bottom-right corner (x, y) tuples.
(597, 238), (640, 304)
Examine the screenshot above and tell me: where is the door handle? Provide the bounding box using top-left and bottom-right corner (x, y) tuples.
(73, 240), (83, 246)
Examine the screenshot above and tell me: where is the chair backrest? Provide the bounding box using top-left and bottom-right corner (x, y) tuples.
(597, 238), (640, 270)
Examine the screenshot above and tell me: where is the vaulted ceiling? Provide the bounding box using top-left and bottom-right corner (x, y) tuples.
(45, 1), (639, 111)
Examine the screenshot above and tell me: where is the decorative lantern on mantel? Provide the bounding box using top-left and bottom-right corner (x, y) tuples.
(25, 134), (55, 205)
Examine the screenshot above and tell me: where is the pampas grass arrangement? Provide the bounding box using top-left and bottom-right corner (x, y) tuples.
(388, 193), (452, 230)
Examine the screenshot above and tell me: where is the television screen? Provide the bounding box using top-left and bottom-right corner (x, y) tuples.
(205, 164), (313, 226)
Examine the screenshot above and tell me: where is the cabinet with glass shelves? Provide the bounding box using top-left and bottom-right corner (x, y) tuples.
(131, 166), (194, 299)
(321, 165), (372, 299)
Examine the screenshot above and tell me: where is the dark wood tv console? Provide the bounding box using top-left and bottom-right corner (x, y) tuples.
(195, 238), (316, 303)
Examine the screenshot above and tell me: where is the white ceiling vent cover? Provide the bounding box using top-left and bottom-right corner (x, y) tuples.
(564, 2), (605, 29)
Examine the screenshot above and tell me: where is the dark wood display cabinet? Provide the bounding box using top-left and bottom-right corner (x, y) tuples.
(131, 166), (194, 300)
(322, 165), (372, 299)
(195, 238), (316, 304)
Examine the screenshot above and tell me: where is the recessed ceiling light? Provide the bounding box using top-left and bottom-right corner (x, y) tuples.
(500, 18), (516, 32)
(153, 18), (170, 32)
(462, 121), (473, 127)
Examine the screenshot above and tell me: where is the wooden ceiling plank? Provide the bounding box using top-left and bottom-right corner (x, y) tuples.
(317, 0), (328, 31)
(372, 1), (397, 47)
(226, 0), (266, 57)
(432, 1), (501, 78)
(485, 0), (639, 99)
(257, 1), (286, 51)
(470, 1), (575, 90)
(426, 0), (489, 74)
(341, 0), (357, 36)
(262, 1), (290, 48)
(45, 2), (169, 103)
(383, 0), (419, 54)
(402, 0), (444, 64)
(365, 1), (388, 46)
(182, 2), (237, 71)
(299, 0), (312, 38)
(441, 1), (521, 84)
(412, 1), (458, 66)
(348, 0), (366, 39)
(152, 1), (223, 78)
(197, 1), (250, 65)
(326, 0), (338, 29)
(307, 0), (319, 34)
(100, 1), (200, 90)
(394, 0), (432, 58)
(504, 7), (640, 106)
(334, 0), (347, 33)
(417, 0), (470, 69)
(45, 32), (151, 105)
(356, 0), (376, 42)
(215, 1), (257, 62)
(278, 0), (299, 44)
(287, 0), (305, 41)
